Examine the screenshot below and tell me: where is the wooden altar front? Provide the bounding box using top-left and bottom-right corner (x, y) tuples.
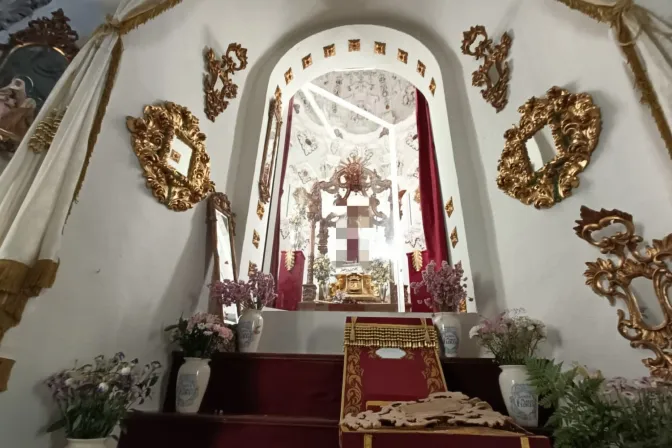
(117, 353), (554, 448)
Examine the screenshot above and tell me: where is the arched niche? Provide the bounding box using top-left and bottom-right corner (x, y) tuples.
(238, 24), (477, 312)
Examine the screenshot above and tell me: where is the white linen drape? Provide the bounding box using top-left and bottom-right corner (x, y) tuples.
(0, 0), (183, 343)
(558, 0), (672, 157)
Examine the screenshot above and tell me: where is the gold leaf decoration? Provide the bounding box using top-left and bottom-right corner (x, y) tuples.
(28, 108), (66, 153)
(252, 230), (260, 248)
(412, 250), (423, 272)
(285, 250), (295, 272)
(203, 43), (248, 122)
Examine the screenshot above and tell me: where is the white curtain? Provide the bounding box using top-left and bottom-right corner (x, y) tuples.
(0, 0), (177, 280)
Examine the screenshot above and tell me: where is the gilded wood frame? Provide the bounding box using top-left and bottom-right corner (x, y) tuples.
(258, 87), (283, 204)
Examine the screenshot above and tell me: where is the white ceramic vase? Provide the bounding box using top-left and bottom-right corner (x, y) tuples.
(65, 439), (107, 448)
(237, 309), (264, 352)
(433, 312), (461, 357)
(498, 365), (539, 428)
(175, 357), (211, 413)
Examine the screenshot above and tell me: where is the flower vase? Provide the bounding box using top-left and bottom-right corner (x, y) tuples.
(320, 283), (330, 301)
(65, 439), (108, 448)
(498, 365), (539, 428)
(175, 357), (211, 413)
(433, 312), (461, 357)
(237, 308), (263, 352)
(378, 283), (388, 301)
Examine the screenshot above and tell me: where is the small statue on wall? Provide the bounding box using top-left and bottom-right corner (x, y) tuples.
(203, 43), (248, 122)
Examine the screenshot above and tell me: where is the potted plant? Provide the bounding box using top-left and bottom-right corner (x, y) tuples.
(469, 309), (546, 427)
(526, 358), (672, 448)
(165, 312), (234, 413)
(210, 268), (276, 352)
(312, 254), (334, 300)
(411, 260), (467, 357)
(369, 258), (391, 300)
(45, 352), (161, 448)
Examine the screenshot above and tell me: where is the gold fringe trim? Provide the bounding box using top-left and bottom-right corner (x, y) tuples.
(0, 357), (16, 392)
(344, 322), (439, 348)
(0, 259), (59, 295)
(555, 0), (672, 160)
(0, 293), (30, 345)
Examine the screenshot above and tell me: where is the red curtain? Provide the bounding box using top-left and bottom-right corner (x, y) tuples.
(416, 89), (449, 266)
(276, 251), (305, 311)
(270, 97), (294, 282)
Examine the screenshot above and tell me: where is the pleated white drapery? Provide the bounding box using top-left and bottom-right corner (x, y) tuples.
(0, 0), (183, 344)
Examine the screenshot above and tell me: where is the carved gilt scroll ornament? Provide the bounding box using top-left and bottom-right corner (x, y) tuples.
(1, 8), (78, 61)
(496, 87), (601, 209)
(575, 206), (672, 381)
(259, 87), (282, 204)
(204, 44), (248, 122)
(126, 102), (215, 211)
(461, 25), (511, 112)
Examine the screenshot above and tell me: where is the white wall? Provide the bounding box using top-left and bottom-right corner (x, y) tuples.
(1, 0), (672, 446)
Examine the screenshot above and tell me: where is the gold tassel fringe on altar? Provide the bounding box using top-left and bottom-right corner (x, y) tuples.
(0, 0), (184, 356)
(555, 0), (672, 160)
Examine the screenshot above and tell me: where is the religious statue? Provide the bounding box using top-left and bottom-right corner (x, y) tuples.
(0, 77), (37, 140)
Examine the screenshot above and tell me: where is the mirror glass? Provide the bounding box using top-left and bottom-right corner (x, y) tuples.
(215, 209), (235, 282)
(0, 45), (68, 152)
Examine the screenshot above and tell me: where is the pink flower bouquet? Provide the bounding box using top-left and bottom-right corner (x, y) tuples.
(165, 312), (234, 358)
(410, 260), (467, 312)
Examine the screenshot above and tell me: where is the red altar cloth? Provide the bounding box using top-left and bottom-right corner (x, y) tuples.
(341, 317), (446, 417)
(276, 251), (304, 311)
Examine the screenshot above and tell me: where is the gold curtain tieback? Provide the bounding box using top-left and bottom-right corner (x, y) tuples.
(94, 14), (122, 37)
(609, 0), (672, 46)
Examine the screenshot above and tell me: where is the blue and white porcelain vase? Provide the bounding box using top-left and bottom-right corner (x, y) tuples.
(176, 357), (211, 413)
(498, 365), (539, 428)
(433, 312), (461, 357)
(237, 309), (264, 353)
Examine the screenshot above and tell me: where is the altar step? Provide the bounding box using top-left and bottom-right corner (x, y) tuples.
(118, 413), (340, 448)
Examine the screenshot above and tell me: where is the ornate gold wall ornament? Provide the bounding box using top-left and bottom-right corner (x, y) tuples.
(302, 54), (312, 69)
(496, 87), (601, 209)
(284, 68), (293, 84)
(256, 201), (265, 220)
(1, 9), (78, 61)
(374, 41), (386, 55)
(445, 197), (454, 218)
(125, 102), (215, 212)
(574, 206), (672, 381)
(259, 87), (283, 204)
(285, 250), (295, 272)
(252, 230), (260, 248)
(248, 261), (258, 277)
(429, 78), (436, 96)
(203, 44), (248, 122)
(412, 250), (423, 272)
(28, 108), (65, 153)
(413, 188), (421, 204)
(323, 44), (336, 58)
(417, 61), (426, 77)
(450, 227), (459, 248)
(348, 39), (360, 52)
(461, 25), (512, 112)
(397, 49), (408, 64)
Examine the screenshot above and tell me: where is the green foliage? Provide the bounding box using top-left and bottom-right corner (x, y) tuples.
(525, 358), (672, 448)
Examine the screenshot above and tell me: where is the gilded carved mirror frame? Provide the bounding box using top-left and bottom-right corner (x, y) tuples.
(575, 206), (672, 381)
(208, 192), (238, 282)
(258, 87), (282, 204)
(496, 86), (601, 209)
(126, 102), (215, 211)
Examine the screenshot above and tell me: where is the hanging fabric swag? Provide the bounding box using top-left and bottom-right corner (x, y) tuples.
(0, 0), (185, 344)
(556, 0), (672, 160)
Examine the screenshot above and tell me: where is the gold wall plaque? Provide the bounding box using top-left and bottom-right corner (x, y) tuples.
(397, 49), (408, 64)
(126, 102), (215, 211)
(323, 44), (336, 58)
(257, 200), (265, 219)
(284, 68), (293, 84)
(259, 87), (283, 204)
(429, 78), (436, 96)
(248, 261), (258, 277)
(203, 44), (248, 122)
(417, 60), (426, 77)
(302, 54), (312, 69)
(374, 41), (386, 55)
(574, 206), (672, 381)
(450, 227), (458, 248)
(252, 230), (260, 248)
(445, 197), (454, 218)
(348, 39), (360, 52)
(461, 25), (512, 112)
(496, 87), (601, 209)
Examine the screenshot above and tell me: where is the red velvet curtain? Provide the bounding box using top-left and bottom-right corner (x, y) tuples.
(416, 89), (449, 266)
(270, 97), (294, 283)
(276, 251), (305, 311)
